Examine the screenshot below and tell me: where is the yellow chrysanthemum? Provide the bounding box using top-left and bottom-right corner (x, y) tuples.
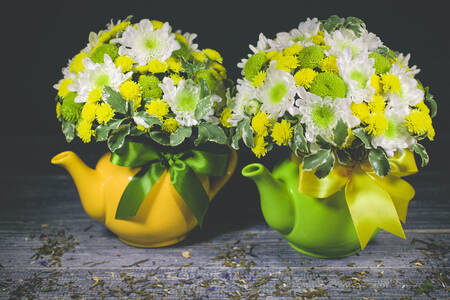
(294, 68), (318, 88)
(192, 50), (206, 62)
(365, 113), (388, 136)
(77, 121), (94, 143)
(57, 78), (73, 98)
(252, 135), (268, 158)
(368, 95), (385, 113)
(81, 102), (98, 123)
(371, 74), (382, 94)
(146, 99), (169, 120)
(69, 52), (88, 73)
(265, 51), (282, 61)
(211, 62), (227, 79)
(56, 102), (62, 118)
(415, 101), (430, 114)
(137, 125), (150, 132)
(147, 59), (168, 73)
(120, 81), (141, 101)
(170, 73), (185, 85)
(427, 125), (435, 140)
(96, 103), (115, 124)
(275, 55), (299, 71)
(404, 109), (433, 136)
(252, 71), (266, 87)
(351, 102), (370, 122)
(203, 48), (223, 63)
(108, 21), (130, 38)
(381, 74), (401, 93)
(175, 33), (188, 46)
(283, 44), (303, 56)
(319, 56), (338, 73)
(308, 33), (325, 45)
(135, 65), (148, 73)
(151, 20), (164, 30)
(87, 88), (102, 103)
(162, 118), (180, 133)
(271, 119), (293, 146)
(220, 108), (232, 127)
(251, 111), (271, 137)
(114, 56), (134, 73)
(166, 57), (183, 73)
(209, 69), (222, 80)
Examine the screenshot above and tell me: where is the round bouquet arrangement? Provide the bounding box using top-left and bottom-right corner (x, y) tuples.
(234, 16), (437, 257)
(51, 17), (236, 247)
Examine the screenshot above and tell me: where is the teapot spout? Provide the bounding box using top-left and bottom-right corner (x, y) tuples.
(51, 151), (105, 222)
(242, 163), (295, 234)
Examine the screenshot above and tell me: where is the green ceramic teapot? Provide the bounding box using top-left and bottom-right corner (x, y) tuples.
(242, 158), (378, 258)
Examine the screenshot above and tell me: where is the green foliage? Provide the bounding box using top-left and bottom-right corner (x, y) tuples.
(243, 52), (266, 81)
(424, 87), (437, 118)
(61, 93), (82, 123)
(374, 46), (395, 60)
(412, 143), (429, 167)
(333, 119), (349, 147)
(90, 44), (119, 63)
(315, 151), (335, 178)
(95, 119), (125, 142)
(149, 131), (171, 146)
(368, 148), (390, 177)
(133, 112), (162, 128)
(103, 86), (128, 114)
(172, 39), (191, 61)
(196, 69), (216, 93)
(61, 120), (75, 143)
(195, 123), (227, 146)
(107, 123), (131, 152)
(181, 58), (202, 78)
(321, 15), (366, 37)
(353, 128), (372, 149)
(297, 45), (324, 69)
(302, 149), (331, 171)
(231, 118), (254, 149)
(170, 126), (192, 146)
(290, 122), (309, 155)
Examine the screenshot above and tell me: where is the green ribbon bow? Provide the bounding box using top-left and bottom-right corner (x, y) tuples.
(110, 141), (230, 226)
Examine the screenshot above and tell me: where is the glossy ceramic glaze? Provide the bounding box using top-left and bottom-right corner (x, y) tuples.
(242, 158), (377, 258)
(51, 149), (237, 247)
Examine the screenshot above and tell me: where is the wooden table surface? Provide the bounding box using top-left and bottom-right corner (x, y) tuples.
(0, 138), (448, 299)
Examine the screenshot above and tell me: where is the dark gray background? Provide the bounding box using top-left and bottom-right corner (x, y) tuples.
(2, 0), (449, 173)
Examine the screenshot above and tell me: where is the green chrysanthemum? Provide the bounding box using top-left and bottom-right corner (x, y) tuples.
(243, 52), (266, 81)
(196, 69), (216, 92)
(298, 45), (324, 69)
(309, 72), (347, 99)
(369, 52), (392, 74)
(61, 92), (83, 123)
(90, 44), (119, 63)
(139, 75), (162, 99)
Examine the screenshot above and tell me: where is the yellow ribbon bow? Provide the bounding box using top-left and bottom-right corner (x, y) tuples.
(298, 150), (418, 249)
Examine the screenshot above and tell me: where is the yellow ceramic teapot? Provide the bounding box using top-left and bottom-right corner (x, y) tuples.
(51, 149), (237, 247)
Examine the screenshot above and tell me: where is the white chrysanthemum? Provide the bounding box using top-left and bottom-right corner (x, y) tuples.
(178, 31), (198, 51)
(337, 48), (376, 103)
(325, 28), (368, 58)
(360, 28), (383, 52)
(396, 52), (420, 76)
(372, 110), (416, 157)
(296, 87), (359, 143)
(159, 78), (218, 126)
(256, 62), (297, 118)
(275, 17), (320, 49)
(386, 63), (424, 117)
(111, 19), (180, 66)
(68, 54), (131, 103)
(249, 33), (278, 53)
(229, 79), (258, 125)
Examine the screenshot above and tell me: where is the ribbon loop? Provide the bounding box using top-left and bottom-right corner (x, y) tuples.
(298, 150), (418, 249)
(111, 141), (230, 227)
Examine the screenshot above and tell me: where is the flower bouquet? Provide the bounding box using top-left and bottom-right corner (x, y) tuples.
(51, 17), (237, 247)
(233, 16), (437, 257)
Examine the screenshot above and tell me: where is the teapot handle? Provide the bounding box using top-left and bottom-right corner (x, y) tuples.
(208, 149), (238, 199)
